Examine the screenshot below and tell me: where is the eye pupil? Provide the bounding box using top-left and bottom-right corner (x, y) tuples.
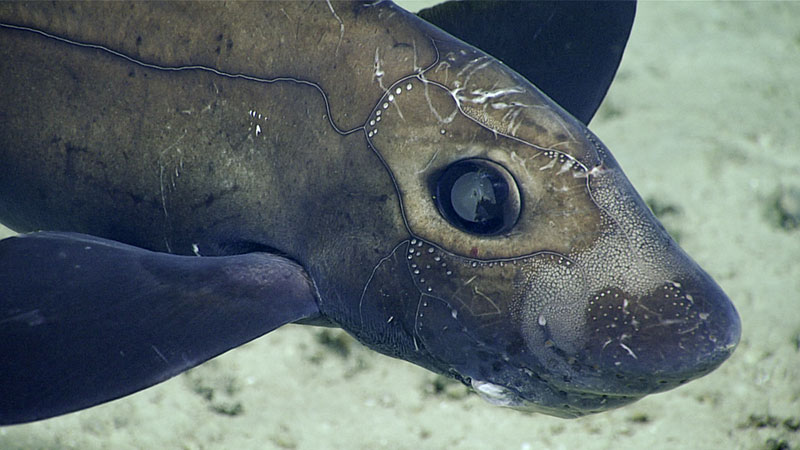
(451, 171), (505, 222)
(434, 159), (520, 235)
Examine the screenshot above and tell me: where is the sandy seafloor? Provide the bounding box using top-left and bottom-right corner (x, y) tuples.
(1, 1), (799, 449)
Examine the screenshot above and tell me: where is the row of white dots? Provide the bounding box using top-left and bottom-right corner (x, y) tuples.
(366, 82), (414, 139)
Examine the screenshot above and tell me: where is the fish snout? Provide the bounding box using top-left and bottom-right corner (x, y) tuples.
(472, 247), (743, 416)
(578, 271), (741, 394)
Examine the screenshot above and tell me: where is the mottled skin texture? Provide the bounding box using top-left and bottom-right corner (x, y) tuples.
(0, 1), (740, 417)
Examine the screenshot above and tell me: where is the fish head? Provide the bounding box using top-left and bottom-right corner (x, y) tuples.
(366, 38), (741, 417)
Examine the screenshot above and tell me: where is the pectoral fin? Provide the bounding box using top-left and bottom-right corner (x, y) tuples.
(418, 1), (636, 124)
(0, 231), (320, 424)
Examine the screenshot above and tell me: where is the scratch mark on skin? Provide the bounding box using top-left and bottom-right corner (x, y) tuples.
(448, 275), (503, 318)
(412, 38), (420, 73)
(374, 47), (386, 91)
(473, 286), (501, 316)
(677, 319), (702, 335)
(434, 60), (451, 85)
(507, 109), (523, 136)
(455, 56), (489, 81)
(463, 87), (525, 105)
(422, 42), (587, 168)
(325, 0), (345, 58)
(157, 130), (187, 219)
(151, 345), (169, 364)
(392, 96), (405, 121)
(420, 74), (458, 124)
(557, 159), (575, 175)
(555, 118), (576, 144)
(413, 293), (424, 351)
(420, 69), (586, 173)
(618, 339), (638, 359)
(159, 166), (167, 216)
(510, 150), (541, 173)
(0, 309), (46, 326)
(358, 240), (407, 327)
(416, 148), (441, 174)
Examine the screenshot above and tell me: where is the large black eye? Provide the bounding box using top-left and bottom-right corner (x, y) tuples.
(434, 158), (521, 235)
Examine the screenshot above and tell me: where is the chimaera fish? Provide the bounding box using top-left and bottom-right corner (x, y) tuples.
(0, 1), (740, 423)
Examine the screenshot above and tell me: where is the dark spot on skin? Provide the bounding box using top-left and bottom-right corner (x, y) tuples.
(190, 185), (240, 212)
(128, 70), (135, 77)
(470, 246), (479, 257)
(527, 124), (546, 136)
(215, 46), (221, 55)
(135, 35), (142, 46)
(226, 39), (233, 51)
(504, 334), (526, 357)
(216, 33), (223, 42)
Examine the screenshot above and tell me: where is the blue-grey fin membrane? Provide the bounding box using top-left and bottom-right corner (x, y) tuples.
(417, 0), (636, 124)
(0, 231), (320, 425)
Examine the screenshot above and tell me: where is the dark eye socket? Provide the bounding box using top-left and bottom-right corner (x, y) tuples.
(434, 158), (521, 235)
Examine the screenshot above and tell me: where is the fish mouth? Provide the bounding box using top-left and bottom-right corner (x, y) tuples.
(469, 378), (641, 419)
